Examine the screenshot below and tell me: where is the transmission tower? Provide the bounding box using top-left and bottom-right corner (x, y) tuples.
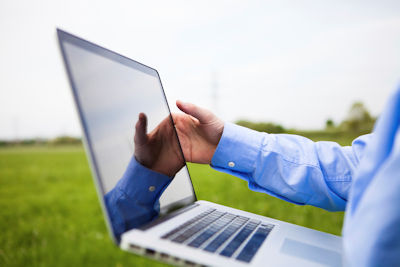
(211, 71), (219, 114)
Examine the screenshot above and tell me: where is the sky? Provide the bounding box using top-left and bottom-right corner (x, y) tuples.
(1, 0), (400, 140)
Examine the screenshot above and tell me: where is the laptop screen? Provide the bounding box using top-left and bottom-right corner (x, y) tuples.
(57, 30), (196, 243)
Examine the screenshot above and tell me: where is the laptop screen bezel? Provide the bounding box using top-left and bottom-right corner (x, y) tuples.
(56, 28), (197, 244)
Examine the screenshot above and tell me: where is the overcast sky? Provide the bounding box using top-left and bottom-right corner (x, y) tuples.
(1, 0), (400, 139)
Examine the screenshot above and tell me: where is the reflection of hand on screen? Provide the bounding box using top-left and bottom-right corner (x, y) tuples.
(134, 113), (184, 177)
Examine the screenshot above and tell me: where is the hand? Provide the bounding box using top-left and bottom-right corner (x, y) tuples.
(134, 113), (184, 177)
(174, 101), (224, 164)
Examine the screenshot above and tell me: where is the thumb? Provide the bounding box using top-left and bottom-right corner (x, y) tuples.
(134, 113), (148, 145)
(176, 100), (214, 124)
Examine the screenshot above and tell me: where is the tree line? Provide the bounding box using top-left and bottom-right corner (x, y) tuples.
(236, 102), (376, 145)
(0, 102), (375, 147)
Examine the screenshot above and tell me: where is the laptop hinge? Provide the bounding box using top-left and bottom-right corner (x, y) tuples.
(139, 203), (199, 231)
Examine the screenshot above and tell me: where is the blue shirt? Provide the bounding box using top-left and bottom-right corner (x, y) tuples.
(106, 87), (400, 266)
(211, 87), (400, 266)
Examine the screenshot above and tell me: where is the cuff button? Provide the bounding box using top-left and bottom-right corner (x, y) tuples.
(149, 186), (156, 192)
(228, 161), (235, 168)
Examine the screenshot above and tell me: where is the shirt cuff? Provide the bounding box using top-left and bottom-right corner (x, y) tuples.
(116, 157), (172, 205)
(211, 122), (266, 174)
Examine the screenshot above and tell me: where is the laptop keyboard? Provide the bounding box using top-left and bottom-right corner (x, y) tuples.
(161, 209), (274, 263)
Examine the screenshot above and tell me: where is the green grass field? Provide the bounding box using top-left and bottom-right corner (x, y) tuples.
(0, 142), (347, 266)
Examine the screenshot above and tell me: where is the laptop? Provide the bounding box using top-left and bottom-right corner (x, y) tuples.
(57, 29), (342, 267)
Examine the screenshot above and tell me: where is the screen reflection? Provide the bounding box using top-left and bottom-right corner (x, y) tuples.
(60, 35), (195, 242)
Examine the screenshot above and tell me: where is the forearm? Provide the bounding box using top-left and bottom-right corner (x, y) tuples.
(211, 123), (370, 211)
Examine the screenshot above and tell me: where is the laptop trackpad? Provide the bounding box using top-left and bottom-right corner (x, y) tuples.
(280, 239), (341, 266)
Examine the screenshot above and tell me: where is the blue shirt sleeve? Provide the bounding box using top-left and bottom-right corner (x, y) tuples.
(211, 123), (371, 211)
(343, 87), (400, 266)
(104, 157), (172, 241)
(210, 86), (400, 265)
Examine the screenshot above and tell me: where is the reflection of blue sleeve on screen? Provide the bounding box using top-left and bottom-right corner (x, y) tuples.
(104, 157), (172, 241)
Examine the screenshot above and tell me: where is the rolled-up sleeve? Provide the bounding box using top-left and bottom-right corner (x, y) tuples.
(211, 123), (371, 211)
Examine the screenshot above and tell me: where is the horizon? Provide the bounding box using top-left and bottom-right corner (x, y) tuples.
(1, 0), (400, 140)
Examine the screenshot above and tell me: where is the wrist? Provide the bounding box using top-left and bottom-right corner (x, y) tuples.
(134, 155), (178, 178)
(210, 122), (265, 172)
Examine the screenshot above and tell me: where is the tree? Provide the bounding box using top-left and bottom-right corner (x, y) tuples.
(340, 102), (375, 133)
(325, 119), (335, 129)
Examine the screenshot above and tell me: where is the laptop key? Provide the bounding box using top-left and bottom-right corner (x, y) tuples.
(236, 224), (274, 262)
(188, 214), (235, 248)
(172, 211), (224, 243)
(219, 220), (260, 257)
(203, 217), (248, 253)
(162, 209), (215, 239)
